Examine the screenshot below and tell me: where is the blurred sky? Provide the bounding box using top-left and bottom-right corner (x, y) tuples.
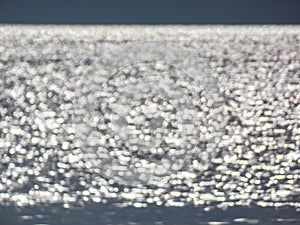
(0, 0), (299, 24)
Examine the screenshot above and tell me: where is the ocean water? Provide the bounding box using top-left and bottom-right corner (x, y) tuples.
(1, 203), (300, 225)
(0, 26), (300, 224)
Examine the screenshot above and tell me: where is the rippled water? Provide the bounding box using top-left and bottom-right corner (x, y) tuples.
(0, 26), (300, 224)
(1, 204), (300, 225)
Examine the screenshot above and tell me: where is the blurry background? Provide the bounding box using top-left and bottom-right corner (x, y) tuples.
(1, 1), (300, 225)
(0, 0), (300, 24)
